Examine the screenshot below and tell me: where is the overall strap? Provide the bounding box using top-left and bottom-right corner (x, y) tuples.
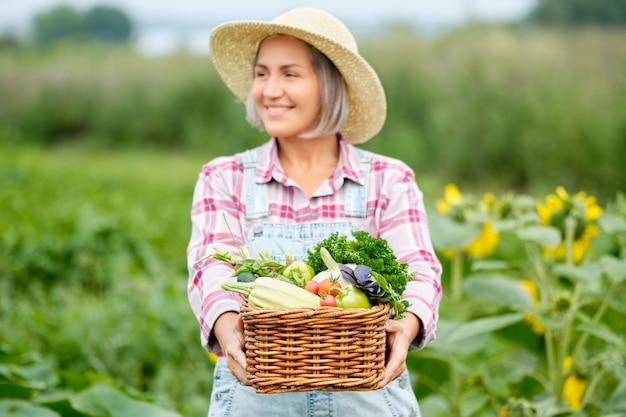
(243, 147), (372, 220)
(242, 148), (269, 220)
(343, 148), (372, 218)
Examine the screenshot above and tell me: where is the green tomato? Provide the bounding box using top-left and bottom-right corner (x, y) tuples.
(329, 285), (371, 309)
(283, 260), (315, 286)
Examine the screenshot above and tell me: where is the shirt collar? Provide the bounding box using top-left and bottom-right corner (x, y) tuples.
(253, 138), (278, 184)
(337, 134), (366, 185)
(253, 135), (366, 186)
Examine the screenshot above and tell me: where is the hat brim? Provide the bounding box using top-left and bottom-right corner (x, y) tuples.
(209, 21), (386, 144)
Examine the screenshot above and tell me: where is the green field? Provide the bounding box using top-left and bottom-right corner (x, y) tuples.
(0, 145), (212, 416)
(1, 26), (626, 417)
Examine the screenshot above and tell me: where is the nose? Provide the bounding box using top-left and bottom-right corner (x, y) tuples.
(263, 76), (284, 98)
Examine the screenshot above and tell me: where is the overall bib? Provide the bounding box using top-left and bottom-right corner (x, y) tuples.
(208, 149), (421, 417)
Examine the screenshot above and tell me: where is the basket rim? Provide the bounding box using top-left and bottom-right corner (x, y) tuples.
(240, 302), (390, 319)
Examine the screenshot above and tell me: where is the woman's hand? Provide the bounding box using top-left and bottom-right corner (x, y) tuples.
(213, 311), (249, 385)
(377, 312), (421, 388)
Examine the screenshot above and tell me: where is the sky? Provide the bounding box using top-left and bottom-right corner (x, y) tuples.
(1, 0), (538, 31)
(1, 0), (538, 54)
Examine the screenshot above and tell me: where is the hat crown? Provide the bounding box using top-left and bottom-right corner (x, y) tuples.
(272, 8), (358, 53)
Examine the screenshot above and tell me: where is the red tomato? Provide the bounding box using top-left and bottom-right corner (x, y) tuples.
(318, 278), (341, 295)
(304, 280), (320, 295)
(320, 294), (336, 307)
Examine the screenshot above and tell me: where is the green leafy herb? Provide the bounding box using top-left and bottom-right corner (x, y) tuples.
(307, 231), (415, 316)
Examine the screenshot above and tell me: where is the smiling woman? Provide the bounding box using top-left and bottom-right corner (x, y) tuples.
(186, 7), (441, 417)
(250, 36), (324, 142)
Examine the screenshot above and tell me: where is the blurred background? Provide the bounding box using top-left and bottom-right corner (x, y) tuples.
(1, 1), (625, 416)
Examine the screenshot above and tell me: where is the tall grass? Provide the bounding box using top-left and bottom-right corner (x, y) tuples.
(362, 26), (626, 200)
(2, 26), (625, 416)
(1, 27), (625, 199)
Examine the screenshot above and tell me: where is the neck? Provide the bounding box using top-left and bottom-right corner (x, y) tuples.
(276, 134), (340, 169)
(275, 135), (341, 196)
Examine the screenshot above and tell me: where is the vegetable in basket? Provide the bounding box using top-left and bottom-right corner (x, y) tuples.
(339, 264), (410, 318)
(329, 285), (371, 309)
(282, 260), (315, 287)
(200, 247), (287, 280)
(199, 245), (313, 287)
(221, 277), (321, 309)
(307, 232), (414, 318)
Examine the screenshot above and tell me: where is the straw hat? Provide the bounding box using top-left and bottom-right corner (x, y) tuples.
(209, 7), (387, 144)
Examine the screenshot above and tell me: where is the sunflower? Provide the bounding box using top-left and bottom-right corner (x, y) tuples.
(463, 222), (500, 258)
(537, 186), (603, 263)
(519, 279), (545, 334)
(436, 183), (465, 220)
(499, 398), (535, 417)
(436, 184), (500, 259)
(562, 356), (586, 410)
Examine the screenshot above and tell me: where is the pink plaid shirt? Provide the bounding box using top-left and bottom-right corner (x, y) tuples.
(187, 136), (442, 352)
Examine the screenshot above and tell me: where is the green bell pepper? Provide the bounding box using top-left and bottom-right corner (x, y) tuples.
(329, 285), (372, 309)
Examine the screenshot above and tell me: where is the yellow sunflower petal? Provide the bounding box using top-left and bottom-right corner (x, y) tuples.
(436, 199), (450, 214)
(563, 373), (586, 410)
(463, 223), (500, 258)
(572, 240), (585, 263)
(537, 202), (552, 224)
(523, 311), (545, 334)
(556, 186), (569, 201)
(563, 356), (573, 371)
(519, 279), (539, 303)
(585, 204), (603, 221)
(207, 352), (219, 364)
(444, 183), (463, 206)
(546, 194), (564, 210)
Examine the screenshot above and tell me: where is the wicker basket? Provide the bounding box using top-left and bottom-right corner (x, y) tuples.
(241, 302), (390, 393)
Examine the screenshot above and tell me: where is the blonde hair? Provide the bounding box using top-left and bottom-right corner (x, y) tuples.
(245, 37), (350, 138)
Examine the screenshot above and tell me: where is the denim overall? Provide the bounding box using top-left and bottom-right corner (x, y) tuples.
(207, 148), (421, 417)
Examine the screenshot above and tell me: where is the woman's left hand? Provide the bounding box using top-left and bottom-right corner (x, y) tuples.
(377, 312), (421, 388)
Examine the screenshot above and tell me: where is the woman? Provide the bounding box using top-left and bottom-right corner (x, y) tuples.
(187, 8), (442, 417)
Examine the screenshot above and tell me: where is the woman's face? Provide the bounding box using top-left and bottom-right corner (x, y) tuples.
(251, 35), (321, 140)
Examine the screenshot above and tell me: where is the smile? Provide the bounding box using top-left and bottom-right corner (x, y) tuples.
(266, 106), (292, 113)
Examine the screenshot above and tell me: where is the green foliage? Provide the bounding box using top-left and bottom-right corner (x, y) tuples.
(1, 27), (624, 201)
(361, 27), (626, 202)
(33, 4), (133, 45)
(0, 34), (20, 51)
(528, 0), (626, 27)
(0, 145), (212, 417)
(33, 5), (86, 44)
(0, 347), (181, 417)
(1, 147), (625, 416)
(85, 6), (133, 43)
(418, 184), (626, 416)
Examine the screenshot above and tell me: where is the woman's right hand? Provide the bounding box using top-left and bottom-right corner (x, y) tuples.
(214, 311), (249, 384)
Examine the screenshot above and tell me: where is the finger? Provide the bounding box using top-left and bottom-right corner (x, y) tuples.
(227, 354), (250, 385)
(231, 346), (248, 370)
(378, 351), (406, 388)
(225, 323), (249, 383)
(385, 319), (402, 333)
(378, 319), (409, 388)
